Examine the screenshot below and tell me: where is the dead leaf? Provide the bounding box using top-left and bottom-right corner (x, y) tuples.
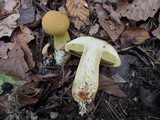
(18, 83), (41, 106)
(89, 23), (99, 35)
(102, 3), (121, 25)
(0, 43), (29, 79)
(116, 0), (160, 21)
(120, 28), (150, 48)
(4, 0), (21, 12)
(152, 14), (160, 39)
(103, 54), (137, 78)
(112, 73), (127, 83)
(0, 0), (22, 19)
(99, 74), (126, 97)
(11, 25), (35, 69)
(152, 25), (160, 39)
(66, 0), (90, 30)
(96, 4), (124, 41)
(0, 94), (9, 117)
(18, 0), (35, 24)
(0, 41), (14, 59)
(0, 13), (20, 38)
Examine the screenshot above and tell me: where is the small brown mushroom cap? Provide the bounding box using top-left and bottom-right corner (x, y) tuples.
(42, 11), (70, 36)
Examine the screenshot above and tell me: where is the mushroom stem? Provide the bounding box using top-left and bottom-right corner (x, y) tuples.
(54, 31), (70, 66)
(72, 47), (101, 103)
(54, 31), (70, 50)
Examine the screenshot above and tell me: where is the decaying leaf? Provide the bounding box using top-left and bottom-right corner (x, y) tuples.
(0, 0), (22, 19)
(0, 41), (14, 59)
(102, 3), (121, 25)
(99, 74), (126, 97)
(120, 28), (150, 48)
(112, 73), (126, 83)
(0, 43), (29, 79)
(11, 25), (35, 69)
(66, 0), (89, 30)
(89, 23), (99, 35)
(116, 0), (160, 21)
(152, 25), (160, 39)
(96, 4), (124, 41)
(0, 13), (20, 38)
(0, 94), (9, 117)
(18, 0), (35, 24)
(18, 83), (41, 106)
(152, 14), (160, 39)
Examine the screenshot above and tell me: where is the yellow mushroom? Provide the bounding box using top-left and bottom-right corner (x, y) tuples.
(42, 11), (70, 66)
(65, 36), (121, 115)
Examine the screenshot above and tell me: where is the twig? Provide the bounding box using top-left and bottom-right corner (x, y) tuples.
(105, 100), (127, 120)
(36, 103), (59, 114)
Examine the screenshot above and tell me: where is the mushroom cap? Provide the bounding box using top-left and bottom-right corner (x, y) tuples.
(65, 36), (121, 67)
(42, 11), (70, 36)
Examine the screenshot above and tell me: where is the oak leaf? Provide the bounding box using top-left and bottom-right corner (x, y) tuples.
(0, 13), (20, 38)
(152, 14), (160, 39)
(116, 0), (160, 21)
(99, 74), (126, 97)
(0, 43), (29, 79)
(96, 4), (124, 41)
(66, 0), (89, 30)
(120, 28), (150, 48)
(11, 25), (35, 69)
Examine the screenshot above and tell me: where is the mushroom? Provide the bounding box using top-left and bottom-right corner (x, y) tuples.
(65, 36), (121, 115)
(42, 10), (70, 66)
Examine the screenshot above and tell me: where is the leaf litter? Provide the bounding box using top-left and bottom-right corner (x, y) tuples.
(0, 0), (160, 119)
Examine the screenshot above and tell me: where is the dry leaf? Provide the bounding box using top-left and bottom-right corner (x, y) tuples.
(120, 28), (150, 48)
(11, 25), (35, 69)
(0, 94), (9, 117)
(116, 0), (160, 21)
(103, 3), (121, 25)
(89, 23), (99, 35)
(99, 74), (126, 97)
(0, 0), (22, 19)
(112, 73), (126, 83)
(66, 0), (89, 30)
(0, 43), (29, 79)
(18, 85), (40, 106)
(0, 13), (20, 38)
(18, 0), (35, 24)
(0, 41), (14, 59)
(152, 14), (160, 39)
(152, 25), (160, 39)
(96, 4), (124, 41)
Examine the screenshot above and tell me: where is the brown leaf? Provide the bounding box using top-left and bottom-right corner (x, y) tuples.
(0, 94), (9, 117)
(152, 14), (160, 39)
(0, 41), (14, 59)
(0, 0), (22, 19)
(116, 0), (160, 21)
(0, 43), (29, 79)
(99, 74), (126, 97)
(112, 73), (126, 83)
(120, 28), (150, 48)
(96, 4), (124, 41)
(103, 3), (121, 25)
(89, 23), (100, 35)
(66, 0), (89, 30)
(0, 13), (20, 38)
(18, 83), (41, 106)
(152, 25), (160, 39)
(11, 25), (35, 69)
